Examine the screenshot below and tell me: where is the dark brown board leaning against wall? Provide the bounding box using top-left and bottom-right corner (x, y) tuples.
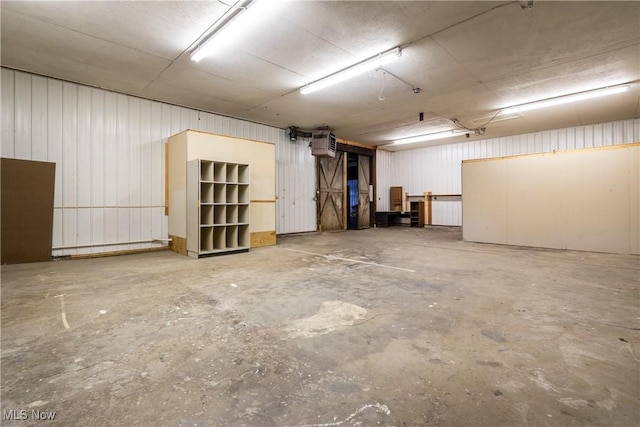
(1, 158), (56, 264)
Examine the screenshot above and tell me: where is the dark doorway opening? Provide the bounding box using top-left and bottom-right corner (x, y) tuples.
(347, 152), (359, 229)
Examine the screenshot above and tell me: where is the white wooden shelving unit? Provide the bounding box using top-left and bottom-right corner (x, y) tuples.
(187, 159), (250, 257)
(168, 130), (276, 257)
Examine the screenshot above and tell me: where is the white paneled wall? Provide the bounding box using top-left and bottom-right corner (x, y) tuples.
(1, 68), (316, 256)
(276, 137), (317, 234)
(383, 118), (640, 226)
(375, 149), (392, 211)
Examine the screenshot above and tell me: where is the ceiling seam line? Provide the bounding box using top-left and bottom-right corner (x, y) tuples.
(398, 1), (518, 51)
(6, 8), (177, 61)
(478, 41), (640, 88)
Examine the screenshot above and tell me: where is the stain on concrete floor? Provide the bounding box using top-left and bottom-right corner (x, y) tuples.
(1, 227), (638, 426)
(286, 301), (367, 339)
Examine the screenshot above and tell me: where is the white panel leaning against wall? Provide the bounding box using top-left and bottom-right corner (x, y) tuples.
(0, 68), (317, 257)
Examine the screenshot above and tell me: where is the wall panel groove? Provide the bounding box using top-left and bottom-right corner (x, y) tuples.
(1, 70), (15, 157)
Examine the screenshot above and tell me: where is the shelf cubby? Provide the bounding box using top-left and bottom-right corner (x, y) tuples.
(201, 205), (214, 225)
(201, 182), (214, 204)
(214, 183), (226, 204)
(200, 227), (214, 252)
(226, 205), (238, 224)
(238, 184), (249, 204)
(226, 225), (238, 248)
(238, 164), (249, 184)
(226, 163), (238, 183)
(238, 204), (249, 224)
(214, 205), (226, 225)
(238, 225), (250, 248)
(226, 184), (238, 204)
(213, 226), (226, 250)
(214, 162), (226, 182)
(201, 160), (214, 182)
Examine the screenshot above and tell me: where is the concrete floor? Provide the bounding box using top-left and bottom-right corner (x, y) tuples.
(1, 226), (638, 426)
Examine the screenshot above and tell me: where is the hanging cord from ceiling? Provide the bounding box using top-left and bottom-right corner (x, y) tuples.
(377, 68), (421, 94)
(451, 109), (504, 136)
(378, 71), (387, 101)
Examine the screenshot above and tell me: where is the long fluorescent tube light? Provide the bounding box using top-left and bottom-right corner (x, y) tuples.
(393, 129), (462, 145)
(191, 0), (257, 62)
(300, 47), (401, 95)
(501, 84), (630, 115)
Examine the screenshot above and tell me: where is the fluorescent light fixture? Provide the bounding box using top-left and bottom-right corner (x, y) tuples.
(393, 129), (462, 146)
(501, 84), (630, 115)
(300, 47), (402, 95)
(191, 0), (258, 62)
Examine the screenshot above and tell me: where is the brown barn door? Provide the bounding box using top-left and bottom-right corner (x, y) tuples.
(357, 155), (371, 229)
(317, 153), (345, 231)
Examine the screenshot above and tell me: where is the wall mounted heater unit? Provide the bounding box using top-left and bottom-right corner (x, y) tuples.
(312, 132), (337, 157)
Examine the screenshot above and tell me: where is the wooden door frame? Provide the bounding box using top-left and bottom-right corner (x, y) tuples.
(315, 142), (376, 230)
(338, 143), (376, 229)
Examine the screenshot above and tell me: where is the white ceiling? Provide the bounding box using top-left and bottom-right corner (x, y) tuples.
(1, 1), (639, 151)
